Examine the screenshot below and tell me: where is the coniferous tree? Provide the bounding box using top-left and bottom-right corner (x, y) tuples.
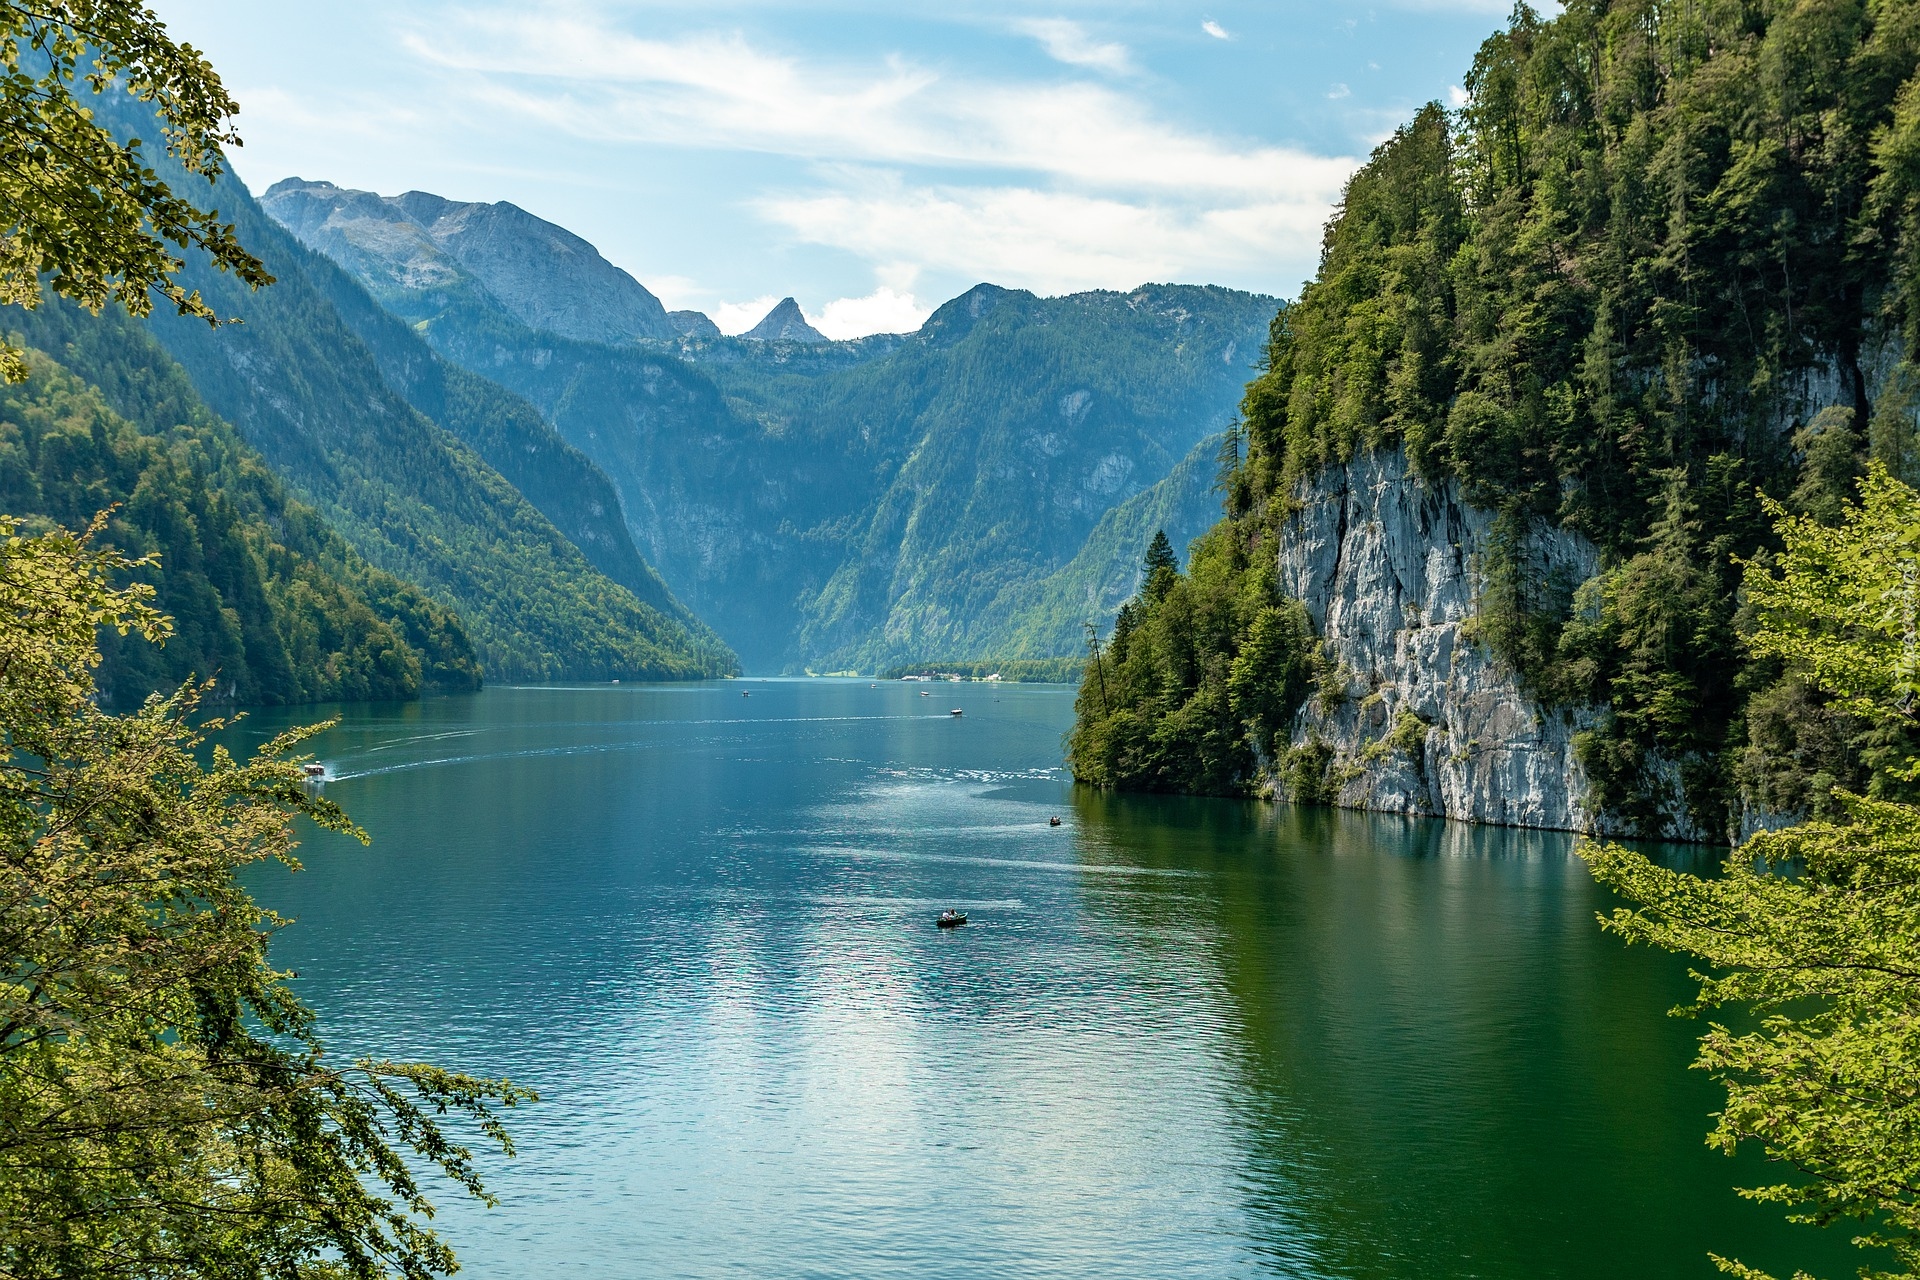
(1142, 529), (1178, 603)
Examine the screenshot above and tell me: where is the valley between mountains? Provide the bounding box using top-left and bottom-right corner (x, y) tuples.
(263, 178), (1274, 673)
(2, 97), (1271, 694)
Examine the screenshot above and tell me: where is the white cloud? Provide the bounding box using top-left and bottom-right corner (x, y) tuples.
(646, 274), (706, 312)
(1327, 83), (1350, 99)
(1448, 84), (1470, 107)
(412, 21), (1351, 201)
(400, 12), (1356, 301)
(814, 286), (931, 339)
(758, 181), (1328, 298)
(1014, 18), (1132, 74)
(713, 295), (781, 335)
(1200, 20), (1232, 40)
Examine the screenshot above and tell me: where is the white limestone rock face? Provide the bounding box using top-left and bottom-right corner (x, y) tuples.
(1270, 446), (1708, 840)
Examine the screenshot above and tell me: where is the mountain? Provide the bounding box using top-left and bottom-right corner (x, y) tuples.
(281, 242), (702, 627)
(1065, 2), (1920, 841)
(256, 178), (1277, 675)
(742, 298), (827, 343)
(0, 299), (479, 707)
(669, 310), (722, 340)
(982, 432), (1230, 658)
(82, 94), (735, 683)
(266, 179), (679, 343)
(764, 284), (1271, 672)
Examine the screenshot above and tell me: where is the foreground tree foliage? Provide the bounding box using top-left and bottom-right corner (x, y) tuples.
(1585, 469), (1920, 1280)
(0, 0), (271, 380)
(0, 516), (531, 1277)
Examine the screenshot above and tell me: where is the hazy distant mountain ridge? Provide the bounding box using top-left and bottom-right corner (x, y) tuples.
(669, 309), (722, 340)
(264, 178), (685, 344)
(288, 241), (710, 631)
(775, 283), (1269, 671)
(981, 432), (1227, 656)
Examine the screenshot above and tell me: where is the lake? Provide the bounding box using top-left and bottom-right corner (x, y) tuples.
(232, 680), (1856, 1279)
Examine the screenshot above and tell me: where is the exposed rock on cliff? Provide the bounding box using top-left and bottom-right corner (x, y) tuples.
(1272, 447), (1708, 841)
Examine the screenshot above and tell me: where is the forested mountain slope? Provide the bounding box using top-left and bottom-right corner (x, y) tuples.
(764, 285), (1266, 672)
(1069, 0), (1920, 840)
(89, 92), (735, 683)
(257, 182), (1277, 676)
(0, 300), (479, 707)
(981, 432), (1230, 659)
(438, 278), (1268, 674)
(284, 243), (705, 627)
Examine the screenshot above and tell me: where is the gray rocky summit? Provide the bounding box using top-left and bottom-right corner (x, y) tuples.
(743, 297), (826, 343)
(668, 309), (722, 340)
(262, 178), (679, 345)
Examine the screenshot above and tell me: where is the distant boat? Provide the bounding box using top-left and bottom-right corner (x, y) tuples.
(302, 763), (325, 778)
(920, 690), (930, 697)
(1049, 816), (1062, 827)
(949, 708), (963, 716)
(742, 691), (751, 696)
(937, 910), (967, 928)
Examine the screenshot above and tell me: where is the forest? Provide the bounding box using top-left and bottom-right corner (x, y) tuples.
(1072, 0), (1920, 838)
(0, 314), (480, 706)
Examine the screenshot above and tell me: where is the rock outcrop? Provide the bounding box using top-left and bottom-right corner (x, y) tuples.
(1271, 446), (1707, 840)
(669, 309), (722, 340)
(742, 297), (827, 343)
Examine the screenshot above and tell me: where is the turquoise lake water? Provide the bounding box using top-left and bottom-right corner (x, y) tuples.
(232, 680), (1861, 1279)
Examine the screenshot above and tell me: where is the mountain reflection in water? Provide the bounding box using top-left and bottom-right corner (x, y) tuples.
(232, 681), (1857, 1280)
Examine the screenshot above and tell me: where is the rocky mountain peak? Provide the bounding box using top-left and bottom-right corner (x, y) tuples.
(669, 310), (722, 340)
(743, 297), (826, 343)
(261, 179), (678, 345)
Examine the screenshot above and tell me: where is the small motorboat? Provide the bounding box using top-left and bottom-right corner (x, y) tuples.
(742, 691), (751, 696)
(949, 708), (963, 717)
(920, 690), (930, 697)
(1048, 816), (1062, 827)
(937, 910), (967, 928)
(301, 763), (326, 779)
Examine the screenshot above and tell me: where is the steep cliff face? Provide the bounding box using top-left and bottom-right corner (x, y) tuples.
(1271, 447), (1708, 841)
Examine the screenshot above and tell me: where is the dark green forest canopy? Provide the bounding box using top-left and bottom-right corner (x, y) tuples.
(1075, 0), (1920, 836)
(0, 302), (480, 707)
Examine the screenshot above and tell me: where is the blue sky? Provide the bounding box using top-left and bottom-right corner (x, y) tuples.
(151, 1), (1516, 336)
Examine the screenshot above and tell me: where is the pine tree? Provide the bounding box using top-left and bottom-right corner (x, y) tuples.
(1142, 529), (1178, 603)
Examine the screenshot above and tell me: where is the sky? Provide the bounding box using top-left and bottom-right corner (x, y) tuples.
(149, 1), (1517, 337)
